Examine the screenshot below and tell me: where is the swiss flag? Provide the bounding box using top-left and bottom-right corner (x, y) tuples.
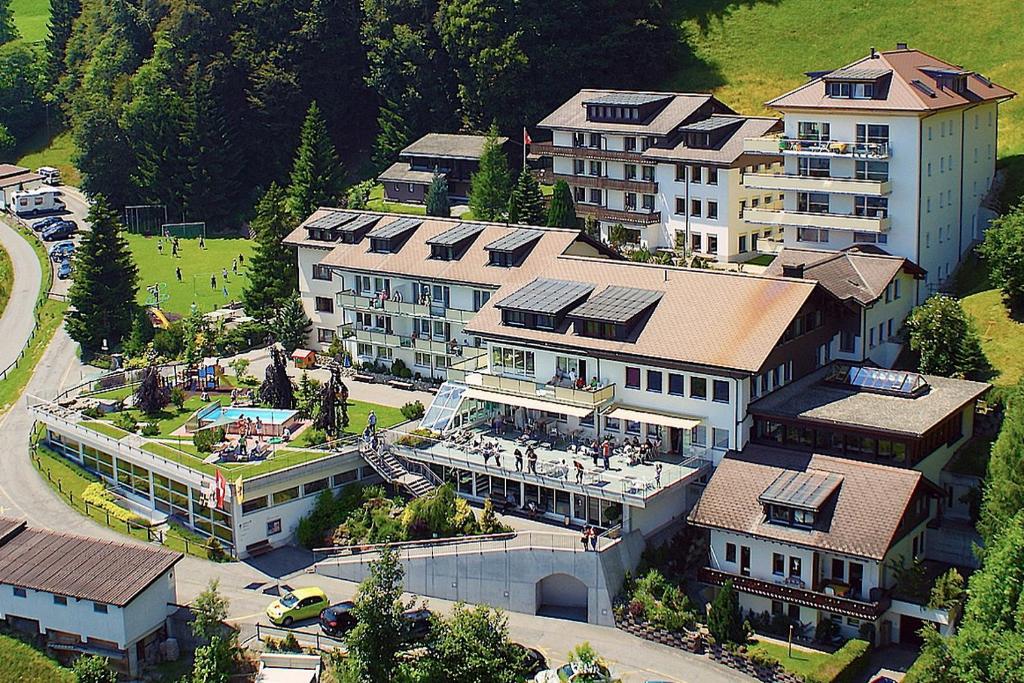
(523, 127), (533, 146)
(214, 471), (227, 510)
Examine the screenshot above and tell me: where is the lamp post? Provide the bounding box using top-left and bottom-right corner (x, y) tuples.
(788, 623), (794, 658)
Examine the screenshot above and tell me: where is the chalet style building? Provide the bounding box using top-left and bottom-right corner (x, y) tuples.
(378, 133), (513, 204)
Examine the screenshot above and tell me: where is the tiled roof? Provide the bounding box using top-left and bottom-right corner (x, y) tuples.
(763, 246), (923, 305)
(538, 89), (733, 135)
(0, 518), (182, 606)
(642, 116), (782, 165)
(400, 133), (507, 160)
(749, 364), (989, 437)
(0, 171), (43, 189)
(688, 446), (927, 560)
(768, 48), (1015, 111)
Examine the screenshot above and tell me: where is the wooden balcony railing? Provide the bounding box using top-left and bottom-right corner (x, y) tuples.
(697, 567), (890, 620)
(573, 204), (661, 225)
(531, 141), (648, 164)
(552, 172), (657, 195)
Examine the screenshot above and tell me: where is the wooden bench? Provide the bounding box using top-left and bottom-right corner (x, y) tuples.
(388, 379), (414, 391)
(245, 540), (274, 557)
(353, 373), (375, 383)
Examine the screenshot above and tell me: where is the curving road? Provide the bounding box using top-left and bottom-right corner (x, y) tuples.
(0, 218), (43, 373)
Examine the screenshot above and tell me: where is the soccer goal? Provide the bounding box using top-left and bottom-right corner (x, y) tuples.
(161, 222), (207, 240)
(124, 205), (168, 235)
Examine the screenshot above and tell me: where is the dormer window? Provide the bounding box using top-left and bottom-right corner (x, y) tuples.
(826, 81), (874, 99)
(484, 228), (543, 268)
(426, 222), (485, 261)
(495, 278), (594, 332)
(305, 211), (382, 243)
(759, 469), (843, 530)
(365, 217), (421, 254)
(823, 65), (889, 100)
(582, 94), (671, 125)
(569, 286), (662, 341)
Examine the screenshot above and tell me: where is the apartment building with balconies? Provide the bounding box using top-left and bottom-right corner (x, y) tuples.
(742, 45), (1014, 299)
(534, 90), (784, 261)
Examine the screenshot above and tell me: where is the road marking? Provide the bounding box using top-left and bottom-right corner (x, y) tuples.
(228, 611), (267, 623)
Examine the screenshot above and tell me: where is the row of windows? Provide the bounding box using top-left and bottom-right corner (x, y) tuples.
(673, 164), (720, 185)
(241, 469), (365, 515)
(750, 362), (792, 400)
(11, 587), (110, 613)
(674, 197), (718, 220)
(623, 366), (731, 403)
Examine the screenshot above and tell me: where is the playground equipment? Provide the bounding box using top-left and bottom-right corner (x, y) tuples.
(145, 282), (170, 308)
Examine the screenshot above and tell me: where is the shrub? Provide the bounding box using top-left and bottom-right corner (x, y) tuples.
(396, 427), (435, 448)
(81, 406), (105, 419)
(280, 633), (301, 652)
(205, 536), (227, 562)
(112, 411), (137, 433)
(170, 385), (186, 410)
(140, 422), (160, 437)
(194, 426), (226, 453)
(400, 400), (425, 421)
(82, 483), (143, 525)
(748, 648), (779, 669)
(815, 617), (839, 643)
(803, 639), (871, 683)
(708, 581), (748, 644)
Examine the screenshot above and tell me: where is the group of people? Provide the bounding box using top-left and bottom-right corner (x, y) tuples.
(510, 445), (540, 474)
(548, 368), (602, 392)
(580, 525), (600, 552)
(234, 413), (265, 438)
(229, 387), (255, 406)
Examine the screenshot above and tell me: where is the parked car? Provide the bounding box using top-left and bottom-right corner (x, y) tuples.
(57, 259), (72, 280)
(41, 221), (76, 241)
(33, 216), (64, 231)
(318, 602), (432, 641)
(533, 661), (613, 683)
(49, 241), (75, 261)
(514, 644), (548, 677)
(266, 587), (329, 627)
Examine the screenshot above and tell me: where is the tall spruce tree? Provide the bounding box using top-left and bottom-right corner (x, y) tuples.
(372, 101), (411, 172)
(273, 294), (312, 352)
(468, 124), (512, 222)
(242, 183), (298, 321)
(425, 170), (451, 217)
(546, 179), (577, 228)
(508, 171), (545, 225)
(0, 0), (17, 44)
(44, 0), (81, 82)
(287, 100), (344, 220)
(67, 196), (140, 354)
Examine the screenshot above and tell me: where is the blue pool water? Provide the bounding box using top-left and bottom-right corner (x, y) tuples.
(202, 406), (298, 425)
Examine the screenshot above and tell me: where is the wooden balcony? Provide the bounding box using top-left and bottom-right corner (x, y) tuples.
(553, 172), (657, 195)
(574, 204), (661, 226)
(531, 141), (647, 164)
(698, 567), (890, 621)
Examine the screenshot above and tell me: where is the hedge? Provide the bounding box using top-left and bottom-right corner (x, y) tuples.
(82, 483), (145, 525)
(803, 639), (871, 683)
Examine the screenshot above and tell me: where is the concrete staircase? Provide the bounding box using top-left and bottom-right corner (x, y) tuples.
(361, 444), (439, 498)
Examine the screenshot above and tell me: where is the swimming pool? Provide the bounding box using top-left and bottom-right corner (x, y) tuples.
(197, 405), (301, 436)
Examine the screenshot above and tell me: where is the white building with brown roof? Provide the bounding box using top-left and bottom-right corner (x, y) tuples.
(534, 90), (783, 261)
(689, 446), (955, 646)
(0, 518), (182, 676)
(742, 45), (1015, 299)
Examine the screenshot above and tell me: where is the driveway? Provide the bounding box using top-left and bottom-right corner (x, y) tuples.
(0, 219), (42, 374)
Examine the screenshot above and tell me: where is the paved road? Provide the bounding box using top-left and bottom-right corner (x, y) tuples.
(0, 218), (43, 373)
(0, 287), (752, 682)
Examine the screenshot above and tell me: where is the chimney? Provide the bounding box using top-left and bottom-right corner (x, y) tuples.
(782, 263), (805, 279)
(896, 42), (908, 50)
(870, 47), (877, 58)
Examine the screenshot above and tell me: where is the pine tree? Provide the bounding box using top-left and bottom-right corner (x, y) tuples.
(372, 100), (410, 172)
(287, 100), (344, 220)
(273, 294), (312, 353)
(707, 580), (746, 645)
(546, 179), (577, 228)
(425, 170), (451, 217)
(67, 196), (140, 354)
(0, 0), (18, 45)
(44, 0), (81, 83)
(468, 123), (512, 222)
(507, 171), (545, 225)
(242, 183), (298, 321)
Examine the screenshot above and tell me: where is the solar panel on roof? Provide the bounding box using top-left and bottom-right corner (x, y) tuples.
(582, 93), (672, 107)
(678, 116), (742, 133)
(911, 79), (937, 97)
(496, 278), (594, 315)
(426, 222), (486, 246)
(826, 65), (892, 81)
(825, 364), (929, 397)
(306, 211), (356, 230)
(759, 470), (843, 512)
(339, 213), (383, 233)
(366, 217), (422, 239)
(569, 286), (663, 323)
(484, 228), (542, 253)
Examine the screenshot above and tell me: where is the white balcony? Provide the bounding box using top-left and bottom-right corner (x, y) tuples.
(463, 371), (616, 409)
(744, 207), (890, 233)
(744, 173), (891, 197)
(744, 136), (890, 159)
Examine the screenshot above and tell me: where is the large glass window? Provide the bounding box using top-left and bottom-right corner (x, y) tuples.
(492, 346), (535, 377)
(797, 192), (830, 214)
(856, 124), (889, 144)
(690, 377), (707, 400)
(797, 121), (830, 141)
(797, 157), (830, 177)
(855, 160), (889, 181)
(855, 196), (889, 218)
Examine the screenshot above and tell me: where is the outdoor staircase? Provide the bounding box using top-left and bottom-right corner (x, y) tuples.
(361, 444), (440, 498)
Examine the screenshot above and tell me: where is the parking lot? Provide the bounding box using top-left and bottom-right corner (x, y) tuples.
(20, 185), (91, 298)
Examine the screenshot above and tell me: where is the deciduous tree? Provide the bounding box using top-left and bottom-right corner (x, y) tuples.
(905, 294), (988, 378)
(421, 603), (526, 683)
(345, 547), (413, 683)
(980, 203), (1024, 312)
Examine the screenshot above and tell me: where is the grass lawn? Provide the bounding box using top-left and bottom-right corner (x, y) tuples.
(952, 253), (1024, 386)
(0, 633), (74, 683)
(10, 0), (49, 44)
(102, 395), (209, 436)
(125, 233), (255, 316)
(16, 129), (81, 187)
(747, 639), (833, 679)
(744, 254), (776, 267)
(367, 183), (427, 216)
(0, 242), (12, 319)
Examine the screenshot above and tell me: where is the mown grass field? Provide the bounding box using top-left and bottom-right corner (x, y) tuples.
(125, 233), (255, 316)
(0, 633), (75, 683)
(10, 0), (49, 44)
(16, 130), (81, 187)
(953, 252), (1024, 387)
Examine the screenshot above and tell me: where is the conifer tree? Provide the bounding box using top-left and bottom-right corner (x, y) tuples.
(287, 100), (344, 220)
(67, 196), (140, 354)
(372, 101), (410, 172)
(0, 0), (17, 45)
(978, 380), (1024, 545)
(507, 171), (545, 226)
(468, 123), (512, 222)
(242, 183), (298, 321)
(44, 0), (81, 82)
(425, 170), (450, 217)
(273, 294), (312, 353)
(546, 179), (577, 228)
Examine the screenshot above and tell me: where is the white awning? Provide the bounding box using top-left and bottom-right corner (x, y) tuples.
(605, 406), (701, 431)
(462, 388), (594, 418)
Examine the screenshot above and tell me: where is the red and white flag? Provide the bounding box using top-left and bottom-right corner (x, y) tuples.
(214, 470), (227, 510)
(523, 127), (533, 146)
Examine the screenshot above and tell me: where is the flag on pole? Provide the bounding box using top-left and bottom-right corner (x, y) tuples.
(523, 127), (533, 146)
(235, 476), (244, 506)
(214, 470), (227, 510)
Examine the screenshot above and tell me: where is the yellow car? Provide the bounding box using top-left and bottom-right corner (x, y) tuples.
(266, 587), (329, 627)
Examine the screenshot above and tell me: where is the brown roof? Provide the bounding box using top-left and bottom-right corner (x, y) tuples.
(400, 133), (508, 160)
(537, 89), (731, 135)
(466, 257), (818, 373)
(0, 171), (43, 189)
(287, 211), (604, 289)
(0, 518), (182, 606)
(763, 247), (923, 306)
(376, 162), (437, 185)
(768, 48), (1015, 112)
(0, 164), (29, 179)
(750, 364), (990, 437)
(688, 446), (927, 560)
(643, 116), (782, 165)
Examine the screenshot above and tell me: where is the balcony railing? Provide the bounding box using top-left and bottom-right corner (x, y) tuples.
(553, 172), (657, 195)
(446, 347), (487, 383)
(743, 207), (890, 233)
(745, 136), (890, 159)
(743, 172), (891, 197)
(467, 371), (616, 409)
(337, 290), (476, 324)
(531, 141), (648, 164)
(573, 204), (661, 225)
(698, 567), (890, 621)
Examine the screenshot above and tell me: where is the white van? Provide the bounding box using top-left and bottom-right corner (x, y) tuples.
(9, 188), (66, 217)
(37, 166), (61, 185)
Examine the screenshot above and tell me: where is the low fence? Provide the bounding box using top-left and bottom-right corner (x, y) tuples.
(0, 217), (57, 382)
(248, 623), (346, 653)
